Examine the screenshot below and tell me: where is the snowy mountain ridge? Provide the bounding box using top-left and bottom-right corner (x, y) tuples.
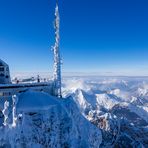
(63, 77), (148, 147)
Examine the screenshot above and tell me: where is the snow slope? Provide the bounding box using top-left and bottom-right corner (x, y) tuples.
(0, 91), (102, 148)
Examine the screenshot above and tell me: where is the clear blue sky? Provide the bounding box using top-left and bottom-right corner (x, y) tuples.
(0, 0), (148, 76)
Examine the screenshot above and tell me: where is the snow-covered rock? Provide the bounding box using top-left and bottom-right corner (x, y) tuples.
(17, 91), (59, 112)
(0, 90), (102, 148)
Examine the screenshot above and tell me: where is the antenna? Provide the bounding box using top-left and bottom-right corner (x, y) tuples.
(53, 0), (62, 98)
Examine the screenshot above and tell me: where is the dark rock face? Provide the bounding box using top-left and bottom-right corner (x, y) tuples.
(111, 105), (148, 126)
(89, 105), (148, 148)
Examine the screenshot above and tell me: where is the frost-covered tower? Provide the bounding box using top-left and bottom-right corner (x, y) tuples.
(53, 1), (62, 98)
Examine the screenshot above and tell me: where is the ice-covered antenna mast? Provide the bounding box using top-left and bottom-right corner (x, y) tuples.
(53, 0), (62, 98)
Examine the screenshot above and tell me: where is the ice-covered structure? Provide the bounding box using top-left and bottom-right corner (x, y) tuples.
(53, 3), (62, 98)
(0, 59), (11, 84)
(0, 1), (62, 128)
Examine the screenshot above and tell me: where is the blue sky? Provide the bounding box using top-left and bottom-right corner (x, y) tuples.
(0, 0), (148, 76)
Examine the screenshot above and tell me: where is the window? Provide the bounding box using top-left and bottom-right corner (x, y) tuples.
(6, 75), (9, 78)
(0, 92), (3, 96)
(6, 67), (9, 71)
(0, 73), (4, 77)
(0, 67), (4, 72)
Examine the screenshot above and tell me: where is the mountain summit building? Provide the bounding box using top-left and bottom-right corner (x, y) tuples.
(0, 59), (11, 84)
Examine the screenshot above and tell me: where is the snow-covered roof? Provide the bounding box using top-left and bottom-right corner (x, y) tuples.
(17, 90), (60, 112)
(0, 59), (8, 67)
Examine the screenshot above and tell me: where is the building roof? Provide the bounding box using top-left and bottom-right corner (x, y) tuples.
(0, 59), (8, 67)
